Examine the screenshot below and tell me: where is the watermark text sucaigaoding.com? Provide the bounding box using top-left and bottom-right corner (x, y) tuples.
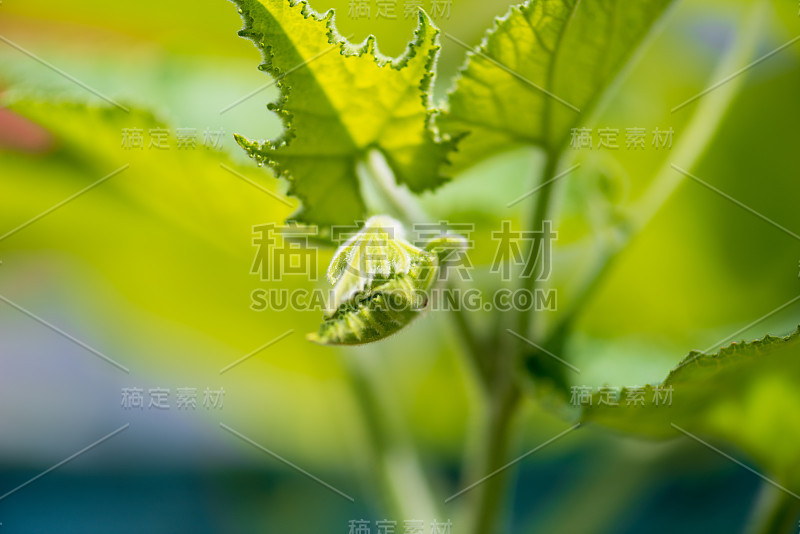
(250, 287), (556, 313)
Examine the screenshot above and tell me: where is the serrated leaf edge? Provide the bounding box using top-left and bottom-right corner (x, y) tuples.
(232, 0), (455, 224)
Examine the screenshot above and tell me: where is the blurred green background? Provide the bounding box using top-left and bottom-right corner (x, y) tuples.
(1, 0), (799, 532)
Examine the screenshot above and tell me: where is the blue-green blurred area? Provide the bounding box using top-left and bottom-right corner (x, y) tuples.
(0, 445), (769, 533)
(1, 0), (800, 532)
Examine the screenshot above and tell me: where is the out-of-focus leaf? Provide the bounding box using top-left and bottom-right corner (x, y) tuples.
(584, 327), (800, 486)
(232, 0), (454, 228)
(0, 99), (470, 465)
(439, 0), (672, 171)
(2, 100), (293, 256)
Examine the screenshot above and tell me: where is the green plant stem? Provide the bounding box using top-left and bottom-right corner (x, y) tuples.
(544, 228), (628, 348)
(362, 148), (527, 533)
(465, 382), (521, 534)
(748, 485), (800, 534)
(360, 149), (505, 526)
(455, 8), (761, 517)
(517, 152), (560, 342)
(363, 150), (428, 225)
(547, 0), (766, 344)
(448, 280), (491, 386)
(465, 152), (561, 534)
(345, 350), (440, 521)
(627, 0), (764, 234)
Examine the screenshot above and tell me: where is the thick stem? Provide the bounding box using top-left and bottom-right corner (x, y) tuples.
(517, 152), (560, 342)
(513, 152), (571, 391)
(345, 351), (440, 522)
(465, 384), (521, 534)
(463, 152), (560, 534)
(748, 485), (800, 534)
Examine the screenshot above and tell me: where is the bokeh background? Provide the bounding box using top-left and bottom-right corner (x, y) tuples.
(1, 0), (799, 532)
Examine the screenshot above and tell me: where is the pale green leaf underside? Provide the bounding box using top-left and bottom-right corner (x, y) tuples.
(584, 327), (800, 486)
(439, 0), (672, 172)
(233, 0), (453, 227)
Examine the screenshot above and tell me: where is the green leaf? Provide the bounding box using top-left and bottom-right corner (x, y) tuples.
(1, 100), (291, 254)
(583, 327), (800, 486)
(0, 99), (309, 361)
(232, 0), (454, 228)
(439, 0), (672, 171)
